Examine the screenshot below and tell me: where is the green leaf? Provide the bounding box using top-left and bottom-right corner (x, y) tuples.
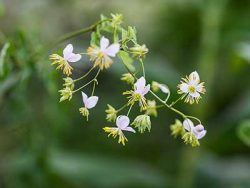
(90, 32), (100, 46)
(118, 51), (135, 72)
(0, 42), (10, 76)
(237, 119), (250, 146)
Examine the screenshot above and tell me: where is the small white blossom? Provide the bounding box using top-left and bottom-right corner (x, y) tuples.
(50, 44), (81, 76)
(124, 77), (150, 109)
(183, 119), (207, 140)
(178, 71), (205, 104)
(79, 92), (98, 120)
(103, 115), (136, 145)
(87, 36), (120, 70)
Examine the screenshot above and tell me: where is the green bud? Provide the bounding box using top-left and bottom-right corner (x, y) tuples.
(105, 104), (117, 122)
(151, 81), (160, 92)
(132, 114), (151, 133)
(145, 100), (157, 117)
(79, 107), (89, 121)
(111, 13), (123, 27)
(63, 77), (74, 90)
(170, 119), (186, 138)
(130, 44), (148, 59)
(182, 132), (200, 147)
(59, 87), (73, 102)
(121, 73), (135, 84)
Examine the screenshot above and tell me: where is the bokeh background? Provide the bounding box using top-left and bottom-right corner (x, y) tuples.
(0, 0), (250, 187)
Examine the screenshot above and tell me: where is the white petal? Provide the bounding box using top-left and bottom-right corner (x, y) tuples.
(196, 83), (204, 93)
(195, 130), (207, 139)
(135, 77), (146, 93)
(104, 43), (120, 57)
(100, 36), (109, 50)
(142, 84), (150, 96)
(63, 44), (73, 59)
(66, 53), (81, 62)
(179, 83), (189, 93)
(189, 91), (200, 98)
(189, 71), (200, 85)
(116, 115), (130, 129)
(86, 96), (98, 109)
(81, 92), (88, 105)
(122, 126), (136, 133)
(183, 119), (194, 132)
(159, 84), (170, 94)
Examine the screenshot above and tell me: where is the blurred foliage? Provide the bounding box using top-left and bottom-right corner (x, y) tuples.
(0, 0), (250, 188)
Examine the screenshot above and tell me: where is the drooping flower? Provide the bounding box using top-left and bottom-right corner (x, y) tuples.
(59, 87), (73, 102)
(170, 119), (185, 138)
(50, 44), (81, 76)
(131, 114), (151, 133)
(79, 92), (98, 121)
(151, 81), (170, 94)
(123, 77), (150, 110)
(103, 115), (136, 145)
(121, 73), (135, 84)
(87, 36), (120, 70)
(105, 104), (117, 122)
(177, 71), (205, 104)
(63, 77), (74, 90)
(182, 119), (207, 147)
(130, 44), (148, 59)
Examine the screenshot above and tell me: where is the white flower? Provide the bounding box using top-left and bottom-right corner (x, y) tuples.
(87, 36), (120, 70)
(103, 115), (136, 145)
(124, 77), (150, 109)
(81, 92), (99, 109)
(79, 92), (98, 120)
(183, 119), (207, 140)
(63, 44), (82, 63)
(50, 44), (81, 76)
(178, 71), (205, 104)
(134, 77), (150, 97)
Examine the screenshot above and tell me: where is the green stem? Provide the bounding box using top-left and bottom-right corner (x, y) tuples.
(127, 104), (133, 116)
(91, 79), (97, 96)
(139, 58), (145, 78)
(169, 96), (183, 107)
(73, 68), (101, 93)
(74, 66), (95, 82)
(117, 104), (128, 112)
(52, 19), (111, 46)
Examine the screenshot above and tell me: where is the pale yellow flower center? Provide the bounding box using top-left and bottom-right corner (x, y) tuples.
(188, 85), (196, 93)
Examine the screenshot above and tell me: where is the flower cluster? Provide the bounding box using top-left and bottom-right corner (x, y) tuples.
(49, 13), (207, 147)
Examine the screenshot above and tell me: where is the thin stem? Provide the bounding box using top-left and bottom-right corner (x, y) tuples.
(74, 66), (96, 82)
(73, 68), (101, 93)
(139, 58), (145, 78)
(169, 96), (183, 107)
(117, 104), (128, 112)
(127, 104), (133, 116)
(164, 92), (171, 103)
(91, 79), (97, 96)
(52, 19), (111, 46)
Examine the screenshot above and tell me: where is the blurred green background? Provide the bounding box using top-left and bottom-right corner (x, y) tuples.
(0, 0), (250, 187)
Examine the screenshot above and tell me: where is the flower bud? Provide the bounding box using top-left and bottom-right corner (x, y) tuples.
(170, 119), (186, 138)
(151, 81), (160, 92)
(105, 104), (117, 122)
(111, 13), (123, 27)
(145, 100), (157, 117)
(132, 114), (151, 133)
(59, 87), (73, 102)
(63, 77), (74, 90)
(79, 107), (89, 121)
(121, 73), (135, 84)
(130, 44), (148, 59)
(182, 132), (200, 147)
